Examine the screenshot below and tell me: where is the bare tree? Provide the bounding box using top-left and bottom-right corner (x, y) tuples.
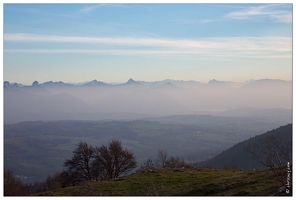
(58, 170), (73, 187)
(157, 149), (193, 169)
(246, 136), (291, 183)
(157, 149), (168, 168)
(4, 169), (28, 196)
(246, 136), (291, 168)
(164, 156), (192, 169)
(94, 140), (137, 180)
(63, 140), (137, 182)
(92, 145), (111, 181)
(64, 141), (95, 183)
(139, 159), (156, 172)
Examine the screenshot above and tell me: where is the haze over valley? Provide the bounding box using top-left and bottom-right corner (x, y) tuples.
(4, 78), (292, 124)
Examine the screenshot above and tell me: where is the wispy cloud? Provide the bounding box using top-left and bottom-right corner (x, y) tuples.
(173, 19), (216, 24)
(4, 49), (197, 56)
(4, 33), (291, 59)
(4, 49), (291, 59)
(4, 33), (291, 51)
(80, 4), (129, 14)
(80, 4), (106, 14)
(225, 4), (292, 23)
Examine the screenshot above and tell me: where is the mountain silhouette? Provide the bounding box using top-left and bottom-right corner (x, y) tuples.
(125, 78), (140, 85)
(81, 80), (107, 87)
(240, 79), (291, 89)
(157, 82), (178, 89)
(207, 79), (226, 86)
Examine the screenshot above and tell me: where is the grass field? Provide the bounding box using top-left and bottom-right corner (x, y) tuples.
(37, 168), (290, 196)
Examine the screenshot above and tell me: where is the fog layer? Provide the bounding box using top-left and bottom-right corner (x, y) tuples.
(4, 79), (292, 124)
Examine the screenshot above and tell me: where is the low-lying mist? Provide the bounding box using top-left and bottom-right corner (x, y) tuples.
(4, 79), (292, 124)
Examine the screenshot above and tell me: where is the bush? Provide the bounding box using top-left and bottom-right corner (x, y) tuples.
(138, 149), (193, 172)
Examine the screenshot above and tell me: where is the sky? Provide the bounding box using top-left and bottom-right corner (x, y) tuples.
(3, 3), (293, 85)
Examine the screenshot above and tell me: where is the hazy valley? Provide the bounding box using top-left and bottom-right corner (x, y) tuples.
(4, 78), (292, 185)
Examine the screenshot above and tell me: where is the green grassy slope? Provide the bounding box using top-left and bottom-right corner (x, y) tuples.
(37, 168), (290, 196)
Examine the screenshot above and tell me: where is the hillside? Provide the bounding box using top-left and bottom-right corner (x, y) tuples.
(197, 124), (292, 169)
(37, 168), (290, 196)
(5, 119), (290, 183)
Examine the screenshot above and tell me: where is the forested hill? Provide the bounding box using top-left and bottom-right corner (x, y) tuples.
(197, 124), (292, 170)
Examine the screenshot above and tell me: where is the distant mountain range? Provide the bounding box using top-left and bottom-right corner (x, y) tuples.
(4, 78), (292, 124)
(4, 78), (199, 88)
(197, 124), (292, 170)
(240, 79), (291, 89)
(4, 78), (292, 89)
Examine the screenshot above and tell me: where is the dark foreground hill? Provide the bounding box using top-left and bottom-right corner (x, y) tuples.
(36, 168), (290, 196)
(197, 124), (292, 169)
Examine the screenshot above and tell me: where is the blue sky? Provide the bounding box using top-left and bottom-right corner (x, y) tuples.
(3, 3), (292, 85)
